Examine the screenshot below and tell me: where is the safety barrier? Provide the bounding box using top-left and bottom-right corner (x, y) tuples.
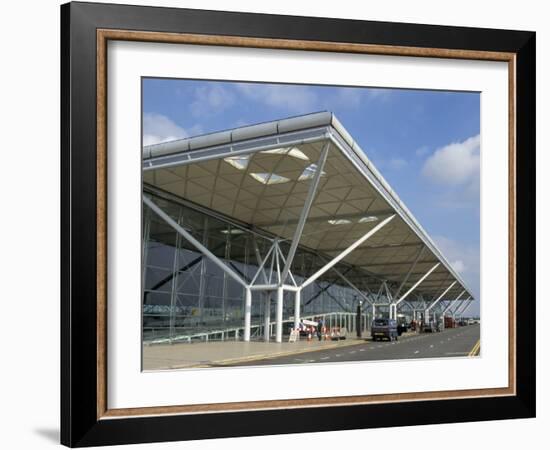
(144, 311), (370, 345)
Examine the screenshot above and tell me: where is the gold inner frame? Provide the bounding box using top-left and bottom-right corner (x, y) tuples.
(96, 29), (517, 420)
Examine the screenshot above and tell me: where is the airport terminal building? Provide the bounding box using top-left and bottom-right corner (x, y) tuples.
(141, 112), (475, 344)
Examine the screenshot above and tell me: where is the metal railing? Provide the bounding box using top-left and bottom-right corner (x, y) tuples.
(144, 311), (370, 345)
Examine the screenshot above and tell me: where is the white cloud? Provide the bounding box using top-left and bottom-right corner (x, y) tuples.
(422, 134), (480, 185)
(143, 113), (202, 146)
(371, 155), (408, 171)
(432, 235), (480, 298)
(450, 259), (466, 273)
(235, 83), (319, 113)
(190, 85), (235, 117)
(143, 113), (187, 146)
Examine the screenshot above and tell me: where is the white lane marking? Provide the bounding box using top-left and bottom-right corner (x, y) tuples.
(430, 345), (434, 348)
(414, 350), (420, 354)
(440, 341), (445, 344)
(349, 350), (356, 354)
(359, 349), (365, 352)
(320, 357), (330, 360)
(377, 345), (383, 348)
(335, 354), (342, 357)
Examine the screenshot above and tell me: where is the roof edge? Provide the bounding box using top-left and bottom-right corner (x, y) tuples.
(143, 111), (333, 160)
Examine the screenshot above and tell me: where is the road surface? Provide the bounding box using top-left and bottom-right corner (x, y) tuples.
(225, 323), (480, 367)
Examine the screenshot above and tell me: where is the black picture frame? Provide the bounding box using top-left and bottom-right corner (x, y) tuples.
(61, 1), (535, 447)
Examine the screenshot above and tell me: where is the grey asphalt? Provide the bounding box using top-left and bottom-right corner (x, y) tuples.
(224, 323), (480, 366)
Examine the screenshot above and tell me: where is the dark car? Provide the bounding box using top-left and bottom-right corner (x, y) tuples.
(396, 317), (409, 335)
(371, 318), (399, 341)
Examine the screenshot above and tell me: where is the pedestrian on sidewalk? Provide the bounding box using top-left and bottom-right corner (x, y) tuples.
(317, 317), (324, 341)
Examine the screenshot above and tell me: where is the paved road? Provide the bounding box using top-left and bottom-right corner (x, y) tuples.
(227, 324), (480, 366)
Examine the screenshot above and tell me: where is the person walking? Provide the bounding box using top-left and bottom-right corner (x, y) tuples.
(317, 317), (324, 341)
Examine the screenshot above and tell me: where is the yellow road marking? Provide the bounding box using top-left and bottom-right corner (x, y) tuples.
(468, 340), (480, 357)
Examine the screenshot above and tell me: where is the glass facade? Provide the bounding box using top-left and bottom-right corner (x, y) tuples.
(142, 190), (378, 343)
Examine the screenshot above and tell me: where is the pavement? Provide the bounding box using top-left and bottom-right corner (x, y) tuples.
(143, 324), (480, 370)
(143, 332), (366, 370)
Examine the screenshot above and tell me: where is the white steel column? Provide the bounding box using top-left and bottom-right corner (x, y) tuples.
(263, 293), (270, 342)
(244, 287), (252, 342)
(301, 214), (396, 288)
(275, 286), (284, 343)
(280, 142), (330, 284)
(294, 289), (301, 331)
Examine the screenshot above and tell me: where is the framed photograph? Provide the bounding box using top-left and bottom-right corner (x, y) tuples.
(61, 1), (535, 447)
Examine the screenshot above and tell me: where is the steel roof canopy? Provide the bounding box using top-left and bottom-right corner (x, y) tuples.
(143, 111), (475, 301)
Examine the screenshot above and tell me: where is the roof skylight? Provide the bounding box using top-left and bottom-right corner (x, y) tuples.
(220, 228), (245, 235)
(223, 155), (250, 170)
(250, 172), (291, 185)
(261, 147), (309, 161)
(359, 216), (379, 223)
(298, 164), (327, 181)
(328, 219), (352, 225)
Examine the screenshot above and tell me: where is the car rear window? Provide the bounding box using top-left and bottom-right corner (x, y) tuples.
(374, 319), (388, 326)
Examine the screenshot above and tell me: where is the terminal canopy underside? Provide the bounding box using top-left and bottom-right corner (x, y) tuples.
(142, 113), (473, 304)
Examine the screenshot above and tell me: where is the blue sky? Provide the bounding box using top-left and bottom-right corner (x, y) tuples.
(143, 78), (480, 315)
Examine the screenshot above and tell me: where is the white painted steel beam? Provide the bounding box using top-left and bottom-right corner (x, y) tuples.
(280, 142), (330, 285)
(249, 284), (278, 291)
(329, 266), (374, 306)
(451, 298), (468, 316)
(253, 239), (269, 284)
(394, 262), (440, 306)
(250, 244), (275, 286)
(394, 245), (425, 299)
(456, 298), (472, 316)
(301, 214), (396, 288)
(442, 290), (466, 315)
(143, 132), (329, 171)
(425, 281), (457, 313)
(294, 290), (301, 331)
(143, 196), (247, 288)
(244, 287), (252, 342)
(275, 286), (284, 343)
(264, 293), (270, 342)
(277, 245), (298, 287)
